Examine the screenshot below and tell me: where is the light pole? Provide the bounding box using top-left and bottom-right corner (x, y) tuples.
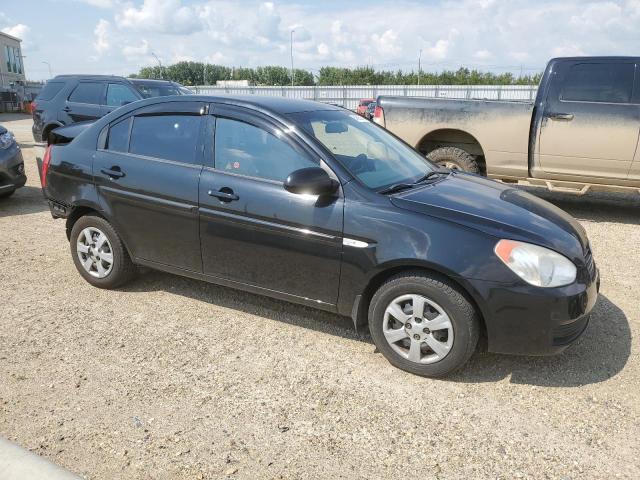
(151, 52), (163, 79)
(290, 29), (295, 87)
(417, 49), (422, 86)
(42, 61), (52, 78)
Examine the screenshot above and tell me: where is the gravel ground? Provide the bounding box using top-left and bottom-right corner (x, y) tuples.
(1, 114), (639, 479)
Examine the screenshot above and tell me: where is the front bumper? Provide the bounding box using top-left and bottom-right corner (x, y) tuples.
(466, 267), (600, 356)
(0, 144), (26, 194)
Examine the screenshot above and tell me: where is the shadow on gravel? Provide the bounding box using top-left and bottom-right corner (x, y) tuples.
(126, 270), (629, 387)
(0, 186), (48, 218)
(519, 187), (640, 226)
(451, 294), (631, 387)
(123, 270), (364, 342)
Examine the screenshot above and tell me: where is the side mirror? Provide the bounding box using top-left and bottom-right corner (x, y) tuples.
(284, 167), (338, 196)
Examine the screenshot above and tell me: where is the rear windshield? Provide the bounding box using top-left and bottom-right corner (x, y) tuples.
(37, 81), (65, 101)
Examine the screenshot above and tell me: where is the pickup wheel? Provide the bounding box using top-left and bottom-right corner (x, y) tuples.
(427, 147), (480, 174)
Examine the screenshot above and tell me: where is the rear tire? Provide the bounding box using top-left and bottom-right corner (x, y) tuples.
(70, 214), (136, 289)
(427, 146), (480, 174)
(368, 271), (480, 377)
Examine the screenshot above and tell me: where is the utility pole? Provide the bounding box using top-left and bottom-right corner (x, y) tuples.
(290, 29), (295, 87)
(203, 63), (207, 85)
(42, 61), (52, 78)
(418, 49), (422, 86)
(151, 52), (163, 79)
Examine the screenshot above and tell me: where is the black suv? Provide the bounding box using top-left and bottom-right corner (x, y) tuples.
(32, 75), (189, 142)
(39, 96), (599, 377)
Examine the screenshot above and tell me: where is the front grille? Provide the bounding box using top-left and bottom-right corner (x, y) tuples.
(552, 315), (590, 346)
(584, 244), (595, 279)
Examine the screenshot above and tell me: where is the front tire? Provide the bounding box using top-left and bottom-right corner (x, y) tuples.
(369, 272), (480, 377)
(0, 189), (15, 199)
(70, 214), (136, 289)
(427, 146), (480, 174)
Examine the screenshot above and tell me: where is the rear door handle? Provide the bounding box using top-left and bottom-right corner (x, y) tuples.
(208, 188), (239, 202)
(100, 167), (125, 179)
(548, 112), (574, 121)
(62, 106), (71, 112)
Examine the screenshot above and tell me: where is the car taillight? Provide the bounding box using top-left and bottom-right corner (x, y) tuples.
(41, 145), (52, 188)
(30, 101), (37, 114)
(373, 105), (385, 126)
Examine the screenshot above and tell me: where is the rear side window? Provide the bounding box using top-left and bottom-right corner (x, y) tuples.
(37, 81), (65, 101)
(561, 63), (635, 104)
(129, 114), (201, 164)
(68, 82), (104, 105)
(107, 118), (130, 152)
(106, 83), (139, 106)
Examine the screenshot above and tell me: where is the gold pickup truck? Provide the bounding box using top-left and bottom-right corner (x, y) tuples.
(375, 56), (640, 196)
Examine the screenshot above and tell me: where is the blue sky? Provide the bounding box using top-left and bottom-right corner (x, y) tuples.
(2, 0), (640, 81)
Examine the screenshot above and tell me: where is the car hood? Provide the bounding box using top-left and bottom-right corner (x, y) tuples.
(390, 172), (588, 262)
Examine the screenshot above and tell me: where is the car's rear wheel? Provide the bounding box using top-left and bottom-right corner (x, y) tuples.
(427, 146), (480, 174)
(70, 214), (136, 289)
(369, 272), (480, 377)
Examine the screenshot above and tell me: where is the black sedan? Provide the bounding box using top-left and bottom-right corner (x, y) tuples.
(0, 125), (25, 198)
(38, 96), (599, 377)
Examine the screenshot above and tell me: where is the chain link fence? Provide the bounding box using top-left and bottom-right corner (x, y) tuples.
(190, 85), (538, 110)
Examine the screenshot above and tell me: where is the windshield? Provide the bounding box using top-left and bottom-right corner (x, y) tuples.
(287, 110), (434, 190)
(133, 83), (185, 98)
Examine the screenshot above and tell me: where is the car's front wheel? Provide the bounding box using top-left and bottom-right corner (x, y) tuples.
(369, 272), (480, 377)
(70, 214), (136, 289)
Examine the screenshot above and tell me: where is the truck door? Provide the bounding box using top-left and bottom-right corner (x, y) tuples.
(539, 61), (639, 180)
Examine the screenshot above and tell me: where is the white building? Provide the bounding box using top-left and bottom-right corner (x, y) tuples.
(0, 31), (25, 88)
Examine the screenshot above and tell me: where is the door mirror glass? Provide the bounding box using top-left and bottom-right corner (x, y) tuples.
(284, 167), (338, 195)
(325, 121), (348, 134)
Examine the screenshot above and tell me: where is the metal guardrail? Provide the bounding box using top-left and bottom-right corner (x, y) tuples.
(190, 85), (538, 110)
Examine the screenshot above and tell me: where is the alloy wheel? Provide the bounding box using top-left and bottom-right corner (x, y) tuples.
(76, 227), (114, 278)
(382, 294), (454, 364)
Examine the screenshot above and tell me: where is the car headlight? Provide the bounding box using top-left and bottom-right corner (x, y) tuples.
(494, 239), (576, 287)
(0, 131), (15, 149)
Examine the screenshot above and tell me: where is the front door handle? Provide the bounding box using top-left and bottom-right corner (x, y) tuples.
(548, 112), (574, 121)
(208, 188), (239, 202)
(100, 167), (125, 179)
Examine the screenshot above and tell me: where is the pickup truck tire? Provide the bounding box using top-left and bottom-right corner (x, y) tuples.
(427, 147), (480, 174)
(368, 271), (480, 377)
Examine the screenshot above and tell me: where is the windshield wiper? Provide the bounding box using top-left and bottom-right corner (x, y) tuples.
(378, 169), (450, 195)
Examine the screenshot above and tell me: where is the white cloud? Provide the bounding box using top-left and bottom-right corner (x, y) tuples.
(93, 19), (111, 55)
(474, 49), (492, 60)
(80, 0), (116, 8)
(122, 39), (150, 60)
(116, 0), (202, 34)
(2, 23), (29, 41)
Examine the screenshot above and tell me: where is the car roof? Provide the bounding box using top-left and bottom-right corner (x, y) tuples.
(129, 78), (175, 85)
(133, 94), (345, 114)
(52, 74), (129, 81)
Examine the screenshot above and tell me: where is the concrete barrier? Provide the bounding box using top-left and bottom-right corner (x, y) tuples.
(0, 437), (81, 479)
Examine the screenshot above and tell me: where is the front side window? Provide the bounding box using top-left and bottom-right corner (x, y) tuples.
(561, 63), (635, 104)
(106, 83), (139, 106)
(68, 82), (104, 104)
(214, 117), (315, 181)
(129, 114), (201, 164)
(288, 110), (434, 190)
